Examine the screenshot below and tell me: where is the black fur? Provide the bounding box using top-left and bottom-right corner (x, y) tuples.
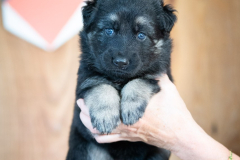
(67, 0), (176, 159)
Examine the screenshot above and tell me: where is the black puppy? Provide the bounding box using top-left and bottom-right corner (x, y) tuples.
(67, 0), (176, 159)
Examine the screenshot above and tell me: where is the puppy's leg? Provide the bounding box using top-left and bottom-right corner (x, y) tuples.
(87, 143), (113, 160)
(145, 148), (171, 160)
(83, 79), (120, 133)
(121, 79), (160, 125)
(66, 126), (89, 160)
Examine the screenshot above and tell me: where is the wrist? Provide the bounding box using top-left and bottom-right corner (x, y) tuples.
(170, 120), (229, 160)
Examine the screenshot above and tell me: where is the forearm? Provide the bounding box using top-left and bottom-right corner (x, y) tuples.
(78, 74), (240, 160)
(167, 121), (240, 160)
(138, 110), (240, 160)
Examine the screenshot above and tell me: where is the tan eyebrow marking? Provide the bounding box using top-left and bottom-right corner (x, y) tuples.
(154, 40), (163, 48)
(135, 16), (149, 25)
(109, 14), (119, 21)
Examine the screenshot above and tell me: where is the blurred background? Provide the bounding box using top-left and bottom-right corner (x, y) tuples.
(0, 0), (239, 160)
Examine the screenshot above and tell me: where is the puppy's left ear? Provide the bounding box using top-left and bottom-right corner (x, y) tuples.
(82, 0), (99, 29)
(161, 4), (177, 33)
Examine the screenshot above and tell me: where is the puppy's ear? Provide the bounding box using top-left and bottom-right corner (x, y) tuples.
(161, 4), (177, 33)
(82, 0), (99, 29)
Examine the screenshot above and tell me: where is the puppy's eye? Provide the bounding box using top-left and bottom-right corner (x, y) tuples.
(105, 29), (115, 36)
(137, 32), (146, 41)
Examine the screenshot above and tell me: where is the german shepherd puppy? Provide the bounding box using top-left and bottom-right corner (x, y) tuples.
(67, 0), (176, 159)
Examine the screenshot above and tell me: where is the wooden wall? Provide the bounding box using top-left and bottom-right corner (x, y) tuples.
(0, 0), (239, 160)
(0, 5), (80, 159)
(171, 0), (240, 157)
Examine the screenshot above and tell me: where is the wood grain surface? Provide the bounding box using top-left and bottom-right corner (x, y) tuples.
(0, 1), (240, 160)
(0, 4), (80, 159)
(171, 0), (240, 157)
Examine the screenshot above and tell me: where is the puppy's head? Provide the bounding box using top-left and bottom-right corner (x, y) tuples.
(80, 0), (176, 80)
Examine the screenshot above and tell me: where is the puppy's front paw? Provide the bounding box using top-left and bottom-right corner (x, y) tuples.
(90, 109), (120, 134)
(85, 84), (120, 134)
(121, 99), (147, 125)
(120, 79), (154, 125)
(90, 111), (120, 134)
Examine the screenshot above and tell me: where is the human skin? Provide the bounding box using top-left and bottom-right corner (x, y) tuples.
(78, 74), (240, 160)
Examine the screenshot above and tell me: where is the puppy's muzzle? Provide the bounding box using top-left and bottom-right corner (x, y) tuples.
(113, 56), (129, 69)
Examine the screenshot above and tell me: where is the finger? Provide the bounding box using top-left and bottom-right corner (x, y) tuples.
(155, 73), (168, 80)
(77, 99), (90, 116)
(157, 74), (176, 90)
(110, 123), (128, 134)
(80, 112), (100, 134)
(94, 134), (130, 143)
(155, 74), (171, 87)
(158, 74), (170, 84)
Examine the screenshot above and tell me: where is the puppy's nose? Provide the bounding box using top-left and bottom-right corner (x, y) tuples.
(113, 57), (129, 69)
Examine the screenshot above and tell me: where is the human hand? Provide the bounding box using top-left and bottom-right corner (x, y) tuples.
(78, 74), (195, 150)
(78, 74), (240, 160)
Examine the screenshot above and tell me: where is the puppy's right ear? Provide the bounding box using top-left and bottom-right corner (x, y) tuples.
(82, 0), (99, 29)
